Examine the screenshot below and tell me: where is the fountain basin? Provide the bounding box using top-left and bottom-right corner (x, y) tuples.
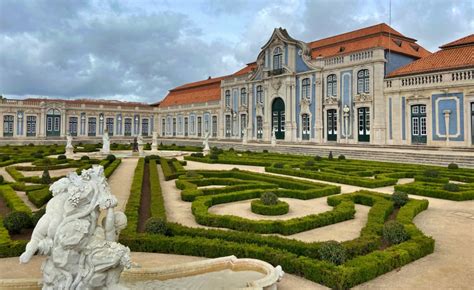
(0, 255), (282, 290)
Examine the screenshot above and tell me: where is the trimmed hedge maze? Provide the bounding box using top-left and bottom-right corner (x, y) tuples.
(185, 149), (474, 200)
(120, 160), (435, 289)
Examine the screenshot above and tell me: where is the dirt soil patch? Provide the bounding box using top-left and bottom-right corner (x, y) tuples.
(137, 163), (151, 233)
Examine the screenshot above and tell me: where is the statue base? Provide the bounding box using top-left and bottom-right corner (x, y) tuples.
(203, 149), (210, 156)
(151, 144), (158, 152)
(65, 147), (74, 157)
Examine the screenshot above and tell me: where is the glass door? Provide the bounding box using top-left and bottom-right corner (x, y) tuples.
(411, 104), (427, 144)
(327, 109), (337, 141)
(358, 107), (370, 142)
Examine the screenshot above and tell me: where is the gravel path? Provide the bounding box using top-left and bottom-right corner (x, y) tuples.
(107, 158), (138, 212)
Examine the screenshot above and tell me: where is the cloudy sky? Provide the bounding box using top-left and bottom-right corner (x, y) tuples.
(1, 0), (472, 103)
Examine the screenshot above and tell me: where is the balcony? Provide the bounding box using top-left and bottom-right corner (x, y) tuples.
(269, 68), (285, 76)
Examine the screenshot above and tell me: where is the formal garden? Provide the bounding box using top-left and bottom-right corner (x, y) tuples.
(0, 144), (472, 289)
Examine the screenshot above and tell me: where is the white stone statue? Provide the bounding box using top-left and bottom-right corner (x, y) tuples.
(151, 131), (158, 152)
(202, 131), (210, 155)
(242, 127), (248, 145)
(102, 130), (110, 155)
(271, 129), (277, 147)
(20, 166), (131, 290)
(65, 133), (74, 157)
(137, 134), (144, 155)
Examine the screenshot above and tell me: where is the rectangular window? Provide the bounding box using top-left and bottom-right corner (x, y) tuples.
(173, 118), (177, 136)
(197, 117), (202, 137)
(47, 117), (52, 132)
(185, 117), (189, 136)
(106, 117), (114, 136)
(420, 117), (427, 136)
(88, 117), (97, 136)
(53, 117), (60, 132)
(212, 116), (217, 137)
(280, 112), (285, 131)
(69, 117), (78, 136)
(3, 115), (14, 136)
(27, 116), (37, 137)
(142, 119), (149, 136)
(412, 117), (419, 135)
(124, 118), (132, 136)
(225, 115), (231, 137)
(257, 116), (263, 139)
(161, 118), (166, 136)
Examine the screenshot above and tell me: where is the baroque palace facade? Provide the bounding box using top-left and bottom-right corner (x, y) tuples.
(1, 24), (473, 147)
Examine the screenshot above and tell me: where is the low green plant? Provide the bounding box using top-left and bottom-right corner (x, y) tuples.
(145, 217), (170, 235)
(263, 150), (268, 153)
(80, 155), (90, 161)
(260, 191), (278, 205)
(3, 211), (32, 234)
(41, 169), (51, 184)
(209, 153), (219, 160)
(443, 183), (460, 192)
(424, 169), (439, 178)
(382, 220), (409, 245)
(391, 191), (409, 207)
(273, 162), (284, 168)
(305, 160), (315, 167)
(314, 155), (322, 161)
(32, 152), (43, 158)
(448, 163), (459, 170)
(57, 155), (66, 160)
(317, 240), (347, 265)
(338, 155), (346, 160)
(106, 154), (116, 162)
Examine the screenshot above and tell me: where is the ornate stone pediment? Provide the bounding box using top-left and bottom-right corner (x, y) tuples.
(324, 96), (338, 105)
(271, 78), (282, 92)
(407, 94), (429, 100)
(354, 93), (372, 102)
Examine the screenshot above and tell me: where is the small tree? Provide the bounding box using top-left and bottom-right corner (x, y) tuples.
(383, 221), (409, 245)
(260, 192), (278, 205)
(448, 163), (459, 170)
(41, 168), (51, 184)
(145, 217), (169, 235)
(3, 211), (32, 234)
(392, 191), (409, 207)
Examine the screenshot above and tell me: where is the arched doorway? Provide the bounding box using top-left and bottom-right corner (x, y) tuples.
(272, 97), (285, 140)
(46, 109), (61, 137)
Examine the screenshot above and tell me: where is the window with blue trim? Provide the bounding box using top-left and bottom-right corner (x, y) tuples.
(256, 85), (263, 103)
(240, 88), (247, 106)
(302, 78), (311, 100)
(357, 69), (370, 93)
(327, 74), (337, 96)
(225, 90), (231, 107)
(273, 47), (282, 70)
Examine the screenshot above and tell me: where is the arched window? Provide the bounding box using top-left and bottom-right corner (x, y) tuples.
(302, 78), (311, 100)
(273, 47), (282, 70)
(327, 74), (337, 96)
(225, 90), (231, 107)
(240, 88), (247, 106)
(256, 85), (263, 103)
(357, 69), (370, 93)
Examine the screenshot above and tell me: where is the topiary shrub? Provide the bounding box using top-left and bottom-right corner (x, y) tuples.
(80, 155), (90, 161)
(392, 191), (409, 208)
(144, 143), (151, 150)
(57, 155), (66, 160)
(191, 152), (204, 158)
(33, 152), (43, 159)
(3, 211), (32, 234)
(28, 143), (35, 147)
(41, 168), (51, 184)
(209, 153), (219, 160)
(317, 241), (347, 265)
(49, 148), (56, 154)
(304, 160), (315, 167)
(328, 151), (334, 160)
(443, 183), (460, 192)
(106, 154), (116, 162)
(314, 155), (322, 161)
(383, 220), (409, 245)
(263, 150), (268, 153)
(448, 163), (459, 170)
(0, 175), (4, 184)
(424, 169), (439, 178)
(260, 192), (278, 206)
(145, 155), (160, 163)
(185, 171), (200, 178)
(338, 155), (346, 160)
(145, 217), (170, 235)
(273, 162), (284, 169)
(0, 155), (11, 161)
(31, 208), (46, 226)
(228, 147), (234, 152)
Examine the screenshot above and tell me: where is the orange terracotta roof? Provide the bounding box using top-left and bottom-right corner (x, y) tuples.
(309, 23), (430, 59)
(159, 77), (224, 107)
(387, 35), (474, 77)
(23, 98), (151, 107)
(233, 62), (257, 76)
(439, 34), (474, 49)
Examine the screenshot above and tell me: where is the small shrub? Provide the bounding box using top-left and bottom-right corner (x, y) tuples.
(245, 150), (251, 154)
(448, 163), (459, 170)
(145, 155), (160, 163)
(338, 155), (346, 160)
(3, 211), (32, 234)
(80, 155), (90, 161)
(106, 154), (116, 162)
(145, 217), (169, 235)
(191, 153), (204, 158)
(314, 155), (322, 161)
(328, 151), (334, 160)
(1, 155), (11, 161)
(31, 208), (46, 226)
(144, 143), (151, 150)
(383, 220), (409, 245)
(185, 171), (200, 178)
(229, 147), (234, 152)
(424, 169), (439, 178)
(42, 158), (52, 166)
(443, 183), (460, 192)
(260, 192), (278, 205)
(171, 143), (176, 147)
(13, 147), (19, 151)
(0, 175), (4, 184)
(263, 150), (268, 153)
(28, 143), (35, 147)
(32, 152), (43, 159)
(392, 191), (409, 207)
(49, 148), (56, 154)
(209, 153), (219, 160)
(57, 155), (66, 160)
(318, 241), (347, 265)
(304, 160), (315, 167)
(273, 162), (284, 168)
(41, 169), (51, 184)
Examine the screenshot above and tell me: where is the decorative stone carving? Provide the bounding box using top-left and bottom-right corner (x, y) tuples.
(324, 96), (338, 105)
(256, 103), (264, 117)
(242, 128), (248, 145)
(271, 129), (276, 147)
(203, 131), (210, 155)
(20, 166), (131, 290)
(132, 137), (139, 153)
(137, 134), (144, 155)
(65, 134), (74, 157)
(151, 131), (158, 152)
(354, 93), (372, 102)
(271, 78), (282, 92)
(102, 130), (110, 155)
(299, 97), (311, 114)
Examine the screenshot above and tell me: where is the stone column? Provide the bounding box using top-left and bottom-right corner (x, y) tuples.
(372, 61), (387, 144)
(0, 112), (3, 137)
(61, 109), (67, 137)
(39, 107), (46, 137)
(313, 75), (323, 143)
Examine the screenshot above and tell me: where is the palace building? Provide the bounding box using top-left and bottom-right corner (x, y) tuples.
(1, 23), (473, 148)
